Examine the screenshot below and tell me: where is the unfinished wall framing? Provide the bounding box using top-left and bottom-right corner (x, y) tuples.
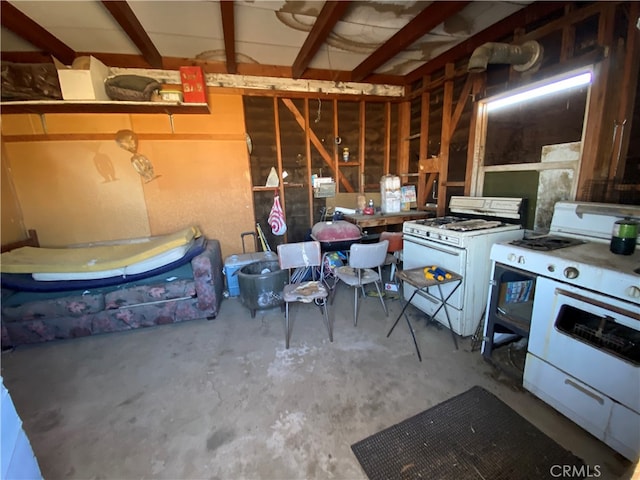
(243, 94), (404, 242)
(404, 1), (639, 218)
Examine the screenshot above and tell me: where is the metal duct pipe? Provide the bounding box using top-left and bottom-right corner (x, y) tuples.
(467, 40), (543, 73)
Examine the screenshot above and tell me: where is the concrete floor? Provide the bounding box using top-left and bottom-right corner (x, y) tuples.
(1, 280), (636, 480)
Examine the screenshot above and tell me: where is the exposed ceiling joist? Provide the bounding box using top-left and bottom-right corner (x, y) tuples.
(351, 1), (471, 82)
(220, 0), (237, 74)
(1, 1), (76, 65)
(291, 0), (351, 80)
(0, 1), (591, 90)
(101, 0), (163, 69)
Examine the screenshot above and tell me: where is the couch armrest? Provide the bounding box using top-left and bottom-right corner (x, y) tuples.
(191, 239), (224, 315)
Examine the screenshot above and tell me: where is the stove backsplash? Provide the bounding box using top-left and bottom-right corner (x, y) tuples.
(521, 201), (640, 241)
(549, 201), (640, 242)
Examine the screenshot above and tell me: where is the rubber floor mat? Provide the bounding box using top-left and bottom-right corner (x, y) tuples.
(351, 386), (585, 480)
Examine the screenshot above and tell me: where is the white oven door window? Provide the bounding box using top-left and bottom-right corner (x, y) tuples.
(402, 236), (467, 330)
(528, 276), (640, 412)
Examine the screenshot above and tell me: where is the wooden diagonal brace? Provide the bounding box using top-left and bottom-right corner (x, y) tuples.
(281, 98), (355, 193)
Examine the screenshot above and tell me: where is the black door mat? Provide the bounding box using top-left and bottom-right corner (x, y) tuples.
(351, 385), (585, 480)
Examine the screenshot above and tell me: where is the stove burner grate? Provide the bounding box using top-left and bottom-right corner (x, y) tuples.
(445, 219), (503, 231)
(415, 216), (463, 226)
(510, 236), (585, 251)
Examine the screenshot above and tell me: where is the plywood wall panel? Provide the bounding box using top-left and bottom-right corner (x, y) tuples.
(171, 93), (246, 134)
(44, 114), (132, 134)
(130, 114), (173, 133)
(1, 141), (26, 245)
(4, 141), (150, 246)
(0, 92), (252, 253)
(1, 114), (45, 135)
(143, 139), (254, 258)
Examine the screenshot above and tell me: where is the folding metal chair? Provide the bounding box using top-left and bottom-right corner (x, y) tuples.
(277, 241), (332, 349)
(334, 240), (389, 326)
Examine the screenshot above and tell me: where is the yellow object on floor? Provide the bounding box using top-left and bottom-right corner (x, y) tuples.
(0, 226), (201, 274)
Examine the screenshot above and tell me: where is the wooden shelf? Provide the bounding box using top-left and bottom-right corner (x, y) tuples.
(252, 183), (305, 192)
(0, 100), (210, 115)
(339, 162), (360, 167)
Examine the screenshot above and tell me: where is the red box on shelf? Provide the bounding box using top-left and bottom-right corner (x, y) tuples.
(179, 66), (207, 103)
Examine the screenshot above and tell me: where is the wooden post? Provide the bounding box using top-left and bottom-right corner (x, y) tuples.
(437, 63), (455, 216)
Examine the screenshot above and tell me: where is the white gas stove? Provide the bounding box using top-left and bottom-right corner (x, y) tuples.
(403, 196), (524, 248)
(402, 196), (525, 337)
(489, 201), (640, 303)
(485, 201), (640, 461)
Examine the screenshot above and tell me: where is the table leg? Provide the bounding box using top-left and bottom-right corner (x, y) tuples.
(429, 281), (460, 350)
(386, 282), (422, 361)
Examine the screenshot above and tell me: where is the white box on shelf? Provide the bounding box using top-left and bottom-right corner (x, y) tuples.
(380, 174), (401, 213)
(52, 56), (111, 100)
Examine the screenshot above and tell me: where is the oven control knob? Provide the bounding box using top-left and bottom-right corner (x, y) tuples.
(508, 253), (517, 262)
(564, 267), (579, 279)
(547, 264), (555, 272)
(626, 286), (640, 299)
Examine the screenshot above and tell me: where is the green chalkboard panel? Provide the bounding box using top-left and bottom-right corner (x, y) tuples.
(483, 171), (539, 230)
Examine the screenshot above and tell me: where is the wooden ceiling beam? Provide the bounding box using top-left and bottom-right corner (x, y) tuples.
(351, 1), (470, 82)
(291, 1), (351, 79)
(404, 1), (569, 84)
(220, 1), (237, 74)
(0, 1), (76, 64)
(101, 0), (163, 69)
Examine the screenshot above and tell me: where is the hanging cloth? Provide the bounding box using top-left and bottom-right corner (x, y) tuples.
(268, 193), (287, 235)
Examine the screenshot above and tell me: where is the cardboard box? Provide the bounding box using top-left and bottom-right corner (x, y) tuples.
(179, 66), (207, 103)
(52, 56), (110, 100)
(499, 280), (533, 304)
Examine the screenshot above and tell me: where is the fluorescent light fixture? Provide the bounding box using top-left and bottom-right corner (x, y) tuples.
(486, 71), (592, 112)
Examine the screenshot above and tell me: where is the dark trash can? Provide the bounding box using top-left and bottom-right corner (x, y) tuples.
(237, 260), (288, 318)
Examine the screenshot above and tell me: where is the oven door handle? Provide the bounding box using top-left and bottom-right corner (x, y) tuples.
(404, 237), (461, 256)
(563, 378), (605, 405)
(556, 288), (640, 321)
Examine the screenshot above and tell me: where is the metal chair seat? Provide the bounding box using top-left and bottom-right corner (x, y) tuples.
(334, 267), (380, 287)
(282, 281), (328, 303)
